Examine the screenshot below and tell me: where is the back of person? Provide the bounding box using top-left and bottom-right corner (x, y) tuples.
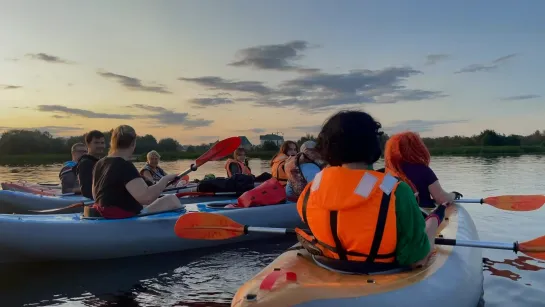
(399, 162), (437, 208)
(285, 141), (326, 199)
(384, 131), (462, 208)
(59, 161), (79, 194)
(93, 157), (143, 216)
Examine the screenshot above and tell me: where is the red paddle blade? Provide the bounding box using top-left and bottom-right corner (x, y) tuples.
(518, 235), (545, 261)
(174, 212), (245, 240)
(483, 195), (545, 211)
(195, 137), (241, 167)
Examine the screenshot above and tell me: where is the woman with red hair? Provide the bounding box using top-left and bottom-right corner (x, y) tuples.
(384, 131), (463, 208)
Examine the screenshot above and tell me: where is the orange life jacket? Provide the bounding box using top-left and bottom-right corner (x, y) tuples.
(225, 159), (252, 177)
(271, 154), (289, 186)
(296, 167), (400, 263)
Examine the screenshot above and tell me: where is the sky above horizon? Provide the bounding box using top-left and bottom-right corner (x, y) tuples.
(1, 0), (544, 145)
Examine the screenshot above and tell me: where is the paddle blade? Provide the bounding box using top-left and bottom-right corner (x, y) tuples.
(518, 236), (545, 261)
(195, 137), (241, 167)
(174, 212), (245, 240)
(483, 195), (545, 211)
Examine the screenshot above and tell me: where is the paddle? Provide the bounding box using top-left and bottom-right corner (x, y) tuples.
(455, 195), (545, 211)
(174, 212), (545, 261)
(166, 136), (242, 186)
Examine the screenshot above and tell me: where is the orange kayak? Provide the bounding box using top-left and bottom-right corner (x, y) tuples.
(231, 204), (484, 307)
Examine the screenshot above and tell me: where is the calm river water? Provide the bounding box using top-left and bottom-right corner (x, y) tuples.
(0, 156), (544, 306)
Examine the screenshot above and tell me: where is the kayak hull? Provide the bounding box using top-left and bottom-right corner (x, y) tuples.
(0, 200), (303, 263)
(231, 204), (483, 307)
(0, 186), (199, 214)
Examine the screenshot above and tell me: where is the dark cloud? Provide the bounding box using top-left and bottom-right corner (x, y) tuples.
(25, 53), (73, 64)
(384, 119), (468, 134)
(51, 115), (66, 119)
(229, 40), (319, 74)
(37, 105), (134, 119)
(98, 71), (172, 94)
(500, 94), (541, 101)
(1, 85), (22, 90)
(4, 58), (19, 62)
(254, 67), (447, 111)
(188, 97), (234, 108)
(182, 67), (446, 111)
(455, 53), (518, 74)
(179, 76), (272, 95)
(131, 104), (213, 129)
(37, 104), (213, 129)
(425, 54), (450, 65)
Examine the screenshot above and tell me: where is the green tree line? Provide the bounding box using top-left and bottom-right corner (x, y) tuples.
(0, 128), (544, 157)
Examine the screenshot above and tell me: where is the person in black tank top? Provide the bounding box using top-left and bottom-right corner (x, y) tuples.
(92, 125), (183, 219)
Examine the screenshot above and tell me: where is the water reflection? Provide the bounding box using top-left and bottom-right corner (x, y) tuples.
(483, 256), (545, 283)
(0, 238), (295, 307)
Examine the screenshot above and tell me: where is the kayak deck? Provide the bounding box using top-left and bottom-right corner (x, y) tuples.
(231, 204), (483, 307)
(0, 200), (303, 264)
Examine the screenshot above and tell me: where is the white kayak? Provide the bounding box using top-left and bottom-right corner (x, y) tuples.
(0, 197), (304, 264)
(231, 204), (484, 307)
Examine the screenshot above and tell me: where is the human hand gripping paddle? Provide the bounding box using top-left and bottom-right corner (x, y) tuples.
(173, 211), (545, 261)
(31, 136), (242, 214)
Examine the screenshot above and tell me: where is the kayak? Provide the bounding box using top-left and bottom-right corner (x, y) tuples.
(0, 196), (303, 263)
(0, 185), (199, 214)
(1, 181), (62, 196)
(231, 204), (483, 307)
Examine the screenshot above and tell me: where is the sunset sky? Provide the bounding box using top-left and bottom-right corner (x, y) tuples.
(1, 0), (544, 145)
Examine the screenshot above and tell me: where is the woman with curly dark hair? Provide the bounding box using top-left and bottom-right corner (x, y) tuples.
(295, 110), (448, 271)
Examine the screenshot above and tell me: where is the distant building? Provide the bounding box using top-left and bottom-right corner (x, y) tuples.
(239, 136), (253, 150)
(259, 133), (284, 146)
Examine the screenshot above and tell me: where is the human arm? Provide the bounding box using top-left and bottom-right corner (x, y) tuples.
(394, 181), (432, 266)
(125, 162), (178, 206)
(428, 180), (462, 205)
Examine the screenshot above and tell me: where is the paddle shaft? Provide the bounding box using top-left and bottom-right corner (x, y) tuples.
(455, 198), (484, 204)
(435, 238), (516, 251)
(168, 164), (198, 186)
(242, 226), (519, 251)
(245, 226), (296, 235)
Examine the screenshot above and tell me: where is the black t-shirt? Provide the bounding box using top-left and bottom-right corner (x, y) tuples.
(76, 154), (100, 199)
(93, 157), (143, 214)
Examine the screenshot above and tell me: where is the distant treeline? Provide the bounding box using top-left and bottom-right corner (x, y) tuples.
(0, 128), (543, 157)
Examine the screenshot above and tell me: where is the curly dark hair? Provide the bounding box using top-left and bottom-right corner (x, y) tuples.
(316, 110), (384, 166)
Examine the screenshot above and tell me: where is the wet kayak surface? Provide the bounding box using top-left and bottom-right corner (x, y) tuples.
(0, 157), (544, 306)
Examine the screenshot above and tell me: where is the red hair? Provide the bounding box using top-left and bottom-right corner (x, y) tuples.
(384, 131), (430, 201)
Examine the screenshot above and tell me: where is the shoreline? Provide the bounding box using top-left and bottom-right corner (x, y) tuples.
(0, 146), (543, 166)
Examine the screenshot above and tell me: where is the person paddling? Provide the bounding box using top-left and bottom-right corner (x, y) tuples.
(384, 131), (463, 209)
(91, 125), (183, 219)
(295, 110), (449, 272)
(140, 150), (168, 184)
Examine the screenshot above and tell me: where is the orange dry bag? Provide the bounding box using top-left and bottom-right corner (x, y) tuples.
(236, 178), (287, 208)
